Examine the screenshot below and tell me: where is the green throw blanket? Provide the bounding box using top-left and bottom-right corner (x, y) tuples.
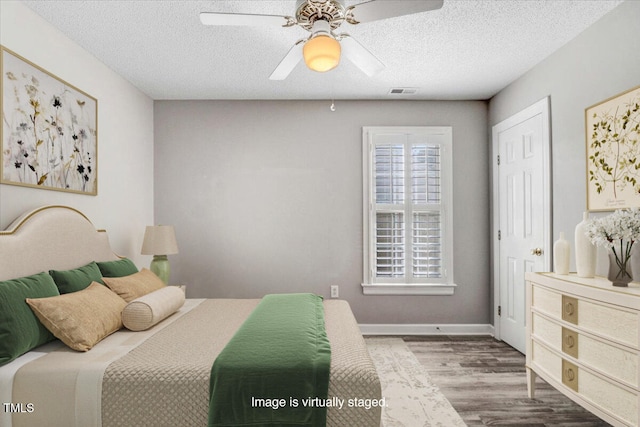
(208, 293), (331, 427)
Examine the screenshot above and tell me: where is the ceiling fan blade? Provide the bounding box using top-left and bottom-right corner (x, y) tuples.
(347, 0), (444, 24)
(269, 41), (304, 80)
(200, 12), (291, 26)
(340, 36), (385, 77)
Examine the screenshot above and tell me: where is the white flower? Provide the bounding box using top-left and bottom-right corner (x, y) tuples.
(586, 208), (640, 249)
(587, 208), (640, 281)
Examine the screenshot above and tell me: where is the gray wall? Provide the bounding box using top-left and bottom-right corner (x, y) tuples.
(154, 100), (490, 324)
(489, 0), (640, 275)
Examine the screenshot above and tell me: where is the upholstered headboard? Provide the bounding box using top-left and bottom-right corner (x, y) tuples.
(0, 206), (120, 281)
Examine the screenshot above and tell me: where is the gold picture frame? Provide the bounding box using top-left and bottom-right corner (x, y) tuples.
(586, 85), (640, 211)
(1, 46), (98, 195)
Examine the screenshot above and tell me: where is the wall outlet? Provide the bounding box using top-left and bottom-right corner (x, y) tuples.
(330, 285), (339, 299)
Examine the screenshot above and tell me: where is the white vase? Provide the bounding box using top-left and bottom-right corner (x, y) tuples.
(575, 211), (596, 278)
(554, 232), (570, 275)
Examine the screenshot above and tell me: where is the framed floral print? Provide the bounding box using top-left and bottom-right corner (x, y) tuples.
(586, 85), (640, 211)
(1, 46), (98, 195)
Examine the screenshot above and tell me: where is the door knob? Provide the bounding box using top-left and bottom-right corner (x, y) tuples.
(531, 248), (543, 256)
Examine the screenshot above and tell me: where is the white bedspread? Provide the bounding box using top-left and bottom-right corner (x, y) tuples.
(3, 298), (381, 427)
(4, 299), (204, 427)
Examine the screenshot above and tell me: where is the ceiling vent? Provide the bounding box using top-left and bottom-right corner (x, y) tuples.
(389, 87), (418, 95)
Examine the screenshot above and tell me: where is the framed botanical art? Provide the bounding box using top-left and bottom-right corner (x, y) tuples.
(1, 46), (98, 195)
(586, 85), (640, 211)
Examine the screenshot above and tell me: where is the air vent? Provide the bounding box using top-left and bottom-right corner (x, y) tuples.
(388, 88), (418, 95)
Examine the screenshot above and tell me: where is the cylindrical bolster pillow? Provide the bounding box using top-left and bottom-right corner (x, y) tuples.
(122, 286), (185, 331)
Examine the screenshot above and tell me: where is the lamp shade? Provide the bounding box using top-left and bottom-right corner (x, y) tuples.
(141, 225), (178, 255)
(303, 35), (341, 72)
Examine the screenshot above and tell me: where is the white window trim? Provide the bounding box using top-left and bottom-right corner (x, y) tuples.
(361, 126), (456, 296)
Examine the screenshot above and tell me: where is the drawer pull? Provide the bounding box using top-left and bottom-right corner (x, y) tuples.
(562, 327), (579, 358)
(565, 302), (574, 315)
(561, 296), (578, 324)
(562, 359), (579, 392)
(565, 368), (575, 381)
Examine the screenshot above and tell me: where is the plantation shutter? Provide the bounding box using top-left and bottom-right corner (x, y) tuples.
(411, 144), (442, 279)
(372, 137), (444, 282)
(374, 144), (404, 277)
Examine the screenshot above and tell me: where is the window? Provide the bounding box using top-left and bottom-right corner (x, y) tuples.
(362, 127), (455, 295)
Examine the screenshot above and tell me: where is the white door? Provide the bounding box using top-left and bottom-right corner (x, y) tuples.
(492, 98), (551, 354)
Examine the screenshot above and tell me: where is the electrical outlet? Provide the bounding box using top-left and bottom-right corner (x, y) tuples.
(330, 285), (339, 299)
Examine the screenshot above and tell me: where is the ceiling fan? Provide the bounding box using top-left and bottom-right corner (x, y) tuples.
(200, 0), (444, 80)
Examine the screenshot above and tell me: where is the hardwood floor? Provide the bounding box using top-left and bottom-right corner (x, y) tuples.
(403, 336), (611, 426)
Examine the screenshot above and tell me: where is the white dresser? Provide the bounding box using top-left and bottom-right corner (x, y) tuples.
(525, 272), (640, 426)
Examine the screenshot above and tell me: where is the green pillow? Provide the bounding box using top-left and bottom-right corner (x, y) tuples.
(0, 272), (59, 366)
(96, 258), (138, 278)
(49, 261), (104, 294)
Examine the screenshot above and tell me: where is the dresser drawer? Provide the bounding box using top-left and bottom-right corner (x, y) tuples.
(531, 340), (562, 382)
(532, 285), (562, 318)
(579, 299), (638, 347)
(532, 284), (639, 348)
(532, 340), (638, 426)
(532, 313), (639, 387)
(580, 333), (638, 388)
(581, 369), (638, 426)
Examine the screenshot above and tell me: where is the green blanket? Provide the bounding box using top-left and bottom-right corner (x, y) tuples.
(208, 293), (331, 427)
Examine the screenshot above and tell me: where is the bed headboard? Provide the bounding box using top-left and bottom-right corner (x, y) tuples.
(0, 205), (120, 281)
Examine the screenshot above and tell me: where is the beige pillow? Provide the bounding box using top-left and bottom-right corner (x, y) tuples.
(26, 282), (127, 352)
(102, 268), (165, 302)
(122, 286), (185, 331)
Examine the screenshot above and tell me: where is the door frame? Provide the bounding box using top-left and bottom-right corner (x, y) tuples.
(491, 96), (552, 345)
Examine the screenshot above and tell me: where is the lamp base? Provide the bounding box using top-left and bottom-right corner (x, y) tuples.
(150, 255), (170, 284)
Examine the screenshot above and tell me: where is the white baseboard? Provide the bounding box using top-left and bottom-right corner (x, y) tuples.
(359, 323), (495, 336)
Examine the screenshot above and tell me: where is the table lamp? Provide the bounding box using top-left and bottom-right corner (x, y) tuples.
(141, 225), (178, 284)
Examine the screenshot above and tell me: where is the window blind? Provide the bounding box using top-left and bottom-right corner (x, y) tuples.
(374, 144), (404, 204)
(412, 211), (442, 278)
(411, 145), (441, 204)
(373, 142), (443, 281)
(375, 212), (405, 278)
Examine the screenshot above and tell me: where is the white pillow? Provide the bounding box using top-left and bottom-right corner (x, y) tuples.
(122, 286), (185, 331)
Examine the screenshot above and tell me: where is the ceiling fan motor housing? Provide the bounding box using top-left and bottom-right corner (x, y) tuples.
(295, 0), (347, 31)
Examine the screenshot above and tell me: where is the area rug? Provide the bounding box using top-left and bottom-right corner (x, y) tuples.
(365, 337), (467, 427)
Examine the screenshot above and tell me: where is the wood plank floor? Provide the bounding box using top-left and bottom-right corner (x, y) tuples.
(403, 336), (611, 426)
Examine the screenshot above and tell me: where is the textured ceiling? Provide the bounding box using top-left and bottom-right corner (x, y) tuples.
(21, 0), (624, 100)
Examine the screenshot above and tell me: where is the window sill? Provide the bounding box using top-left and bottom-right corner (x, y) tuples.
(361, 283), (457, 296)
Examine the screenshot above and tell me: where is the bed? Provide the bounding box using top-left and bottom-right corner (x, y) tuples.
(0, 205), (382, 427)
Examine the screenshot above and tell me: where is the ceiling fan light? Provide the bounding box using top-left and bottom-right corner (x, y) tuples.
(303, 35), (341, 73)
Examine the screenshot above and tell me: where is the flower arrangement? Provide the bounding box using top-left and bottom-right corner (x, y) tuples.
(586, 208), (640, 285)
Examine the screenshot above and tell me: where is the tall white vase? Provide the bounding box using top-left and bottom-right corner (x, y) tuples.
(575, 211), (596, 278)
(554, 232), (570, 275)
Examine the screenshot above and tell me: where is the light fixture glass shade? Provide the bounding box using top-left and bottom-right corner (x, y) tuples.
(141, 225), (178, 256)
(303, 35), (341, 72)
